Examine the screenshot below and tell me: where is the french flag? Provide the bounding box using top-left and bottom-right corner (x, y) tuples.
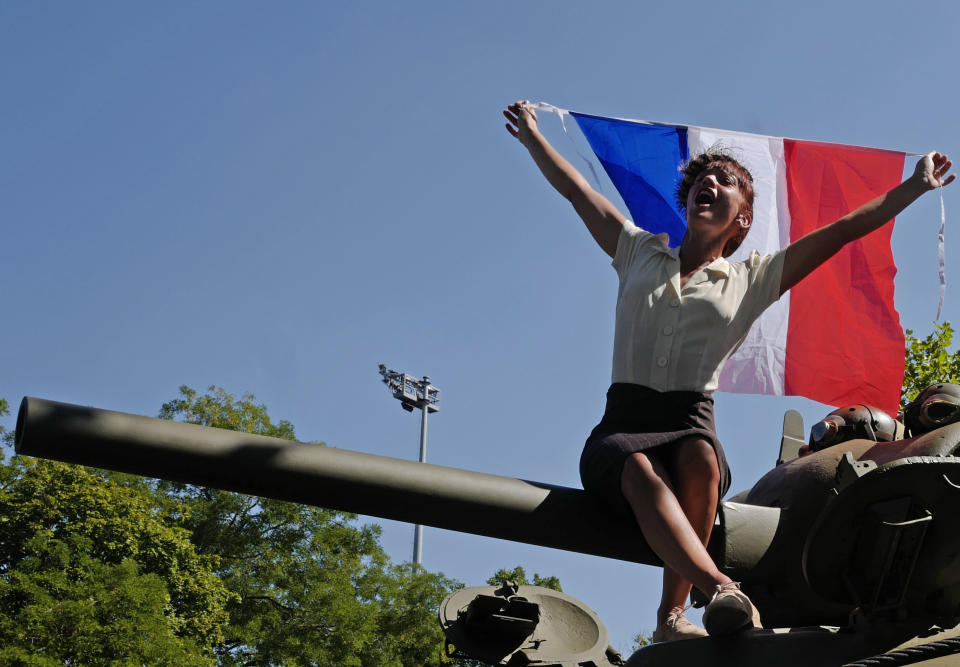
(569, 111), (906, 414)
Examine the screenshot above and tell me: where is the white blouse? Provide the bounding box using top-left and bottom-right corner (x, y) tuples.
(611, 220), (786, 392)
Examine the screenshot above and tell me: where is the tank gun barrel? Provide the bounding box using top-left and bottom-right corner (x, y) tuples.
(16, 397), (681, 564)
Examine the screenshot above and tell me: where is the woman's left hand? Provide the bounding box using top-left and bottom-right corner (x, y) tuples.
(913, 151), (957, 191)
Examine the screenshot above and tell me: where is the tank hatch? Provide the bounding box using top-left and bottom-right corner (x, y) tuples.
(438, 582), (622, 666)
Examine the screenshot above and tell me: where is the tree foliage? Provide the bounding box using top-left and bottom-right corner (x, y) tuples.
(485, 565), (561, 592)
(0, 452), (230, 664)
(630, 631), (652, 653)
(158, 386), (297, 441)
(902, 322), (960, 408)
(0, 398), (10, 448)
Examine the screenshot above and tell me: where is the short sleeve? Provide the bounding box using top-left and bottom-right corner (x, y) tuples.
(612, 220), (655, 277)
(745, 247), (787, 311)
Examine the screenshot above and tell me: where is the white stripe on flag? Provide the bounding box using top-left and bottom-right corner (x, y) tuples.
(687, 127), (790, 396)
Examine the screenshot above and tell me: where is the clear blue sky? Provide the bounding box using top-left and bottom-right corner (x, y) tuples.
(2, 1), (958, 652)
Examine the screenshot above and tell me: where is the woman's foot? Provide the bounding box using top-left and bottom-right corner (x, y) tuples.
(651, 606), (708, 643)
(702, 582), (762, 636)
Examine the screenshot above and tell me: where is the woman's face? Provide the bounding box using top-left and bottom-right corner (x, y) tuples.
(685, 162), (748, 239)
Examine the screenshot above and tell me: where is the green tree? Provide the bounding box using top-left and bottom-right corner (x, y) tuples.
(367, 562), (464, 666)
(630, 631), (652, 653)
(157, 385), (459, 666)
(902, 322), (960, 408)
(0, 452), (231, 664)
(485, 565), (562, 592)
(0, 398), (11, 449)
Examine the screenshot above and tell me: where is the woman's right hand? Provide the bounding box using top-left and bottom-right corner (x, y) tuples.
(503, 100), (538, 146)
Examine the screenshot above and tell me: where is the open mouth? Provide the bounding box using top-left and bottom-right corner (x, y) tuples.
(694, 189), (716, 206)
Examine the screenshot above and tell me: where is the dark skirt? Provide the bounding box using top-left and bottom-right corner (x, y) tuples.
(579, 383), (731, 516)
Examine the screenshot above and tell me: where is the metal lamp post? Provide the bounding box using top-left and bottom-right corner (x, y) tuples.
(377, 363), (440, 566)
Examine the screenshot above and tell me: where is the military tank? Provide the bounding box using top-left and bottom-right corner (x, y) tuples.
(13, 386), (960, 666)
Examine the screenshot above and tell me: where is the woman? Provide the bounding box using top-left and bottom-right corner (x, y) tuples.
(503, 100), (954, 641)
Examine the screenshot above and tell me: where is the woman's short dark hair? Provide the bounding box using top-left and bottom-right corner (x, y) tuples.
(675, 149), (755, 257)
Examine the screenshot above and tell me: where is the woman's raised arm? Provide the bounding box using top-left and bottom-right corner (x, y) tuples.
(779, 152), (956, 295)
(504, 100), (627, 258)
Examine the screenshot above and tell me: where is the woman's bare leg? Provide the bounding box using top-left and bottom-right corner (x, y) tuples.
(620, 447), (730, 622)
(657, 438), (722, 622)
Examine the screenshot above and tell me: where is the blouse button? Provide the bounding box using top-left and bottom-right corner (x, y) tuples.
(662, 325), (674, 336)
(669, 298), (680, 308)
(656, 356), (668, 368)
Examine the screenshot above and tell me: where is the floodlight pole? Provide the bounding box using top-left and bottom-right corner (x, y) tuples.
(413, 379), (429, 565)
(377, 364), (440, 566)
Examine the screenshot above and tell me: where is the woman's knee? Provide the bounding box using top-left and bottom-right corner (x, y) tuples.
(620, 452), (662, 493)
(674, 438), (720, 484)
(620, 451), (673, 511)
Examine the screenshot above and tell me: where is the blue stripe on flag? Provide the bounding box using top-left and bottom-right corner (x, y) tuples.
(571, 113), (689, 246)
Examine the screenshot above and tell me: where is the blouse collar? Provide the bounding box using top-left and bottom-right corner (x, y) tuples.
(654, 235), (731, 278)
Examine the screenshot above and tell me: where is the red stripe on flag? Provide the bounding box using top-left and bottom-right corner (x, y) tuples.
(783, 140), (905, 413)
